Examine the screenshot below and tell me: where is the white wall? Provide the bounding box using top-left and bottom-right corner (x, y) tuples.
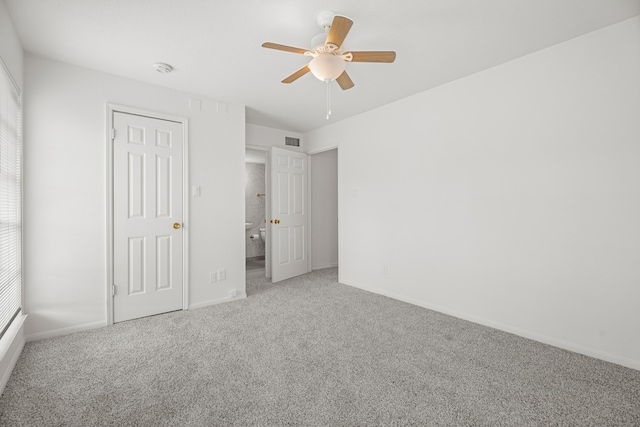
(246, 123), (303, 151)
(311, 149), (338, 270)
(305, 17), (640, 369)
(23, 54), (246, 339)
(0, 0), (25, 395)
(0, 0), (22, 88)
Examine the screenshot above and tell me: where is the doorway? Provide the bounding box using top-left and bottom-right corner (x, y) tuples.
(245, 145), (337, 282)
(244, 146), (312, 282)
(245, 148), (267, 280)
(310, 148), (338, 271)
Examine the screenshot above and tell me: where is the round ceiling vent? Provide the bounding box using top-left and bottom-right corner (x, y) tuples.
(154, 62), (173, 73)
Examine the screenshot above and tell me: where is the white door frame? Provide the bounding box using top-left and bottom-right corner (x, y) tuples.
(105, 103), (190, 325)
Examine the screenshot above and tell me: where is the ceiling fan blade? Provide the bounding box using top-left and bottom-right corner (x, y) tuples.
(347, 51), (397, 63)
(336, 71), (354, 90)
(262, 42), (309, 55)
(325, 16), (353, 49)
(282, 65), (310, 83)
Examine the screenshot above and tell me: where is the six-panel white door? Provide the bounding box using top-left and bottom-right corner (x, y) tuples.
(270, 147), (309, 283)
(113, 112), (183, 323)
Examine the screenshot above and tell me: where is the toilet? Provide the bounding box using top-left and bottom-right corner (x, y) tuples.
(259, 228), (266, 243)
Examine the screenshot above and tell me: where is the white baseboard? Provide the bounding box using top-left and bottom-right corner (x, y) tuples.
(341, 279), (640, 371)
(312, 263), (338, 271)
(24, 294), (248, 341)
(189, 293), (247, 310)
(0, 314), (27, 395)
(25, 320), (107, 343)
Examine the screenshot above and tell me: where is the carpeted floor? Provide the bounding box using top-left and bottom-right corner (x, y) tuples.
(1, 268), (639, 426)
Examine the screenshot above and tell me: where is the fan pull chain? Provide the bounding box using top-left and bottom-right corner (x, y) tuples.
(326, 79), (332, 120)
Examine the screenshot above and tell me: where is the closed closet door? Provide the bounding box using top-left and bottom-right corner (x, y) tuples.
(112, 112), (184, 322)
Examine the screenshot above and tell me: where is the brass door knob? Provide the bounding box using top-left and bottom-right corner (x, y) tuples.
(173, 223), (181, 229)
(274, 219), (280, 224)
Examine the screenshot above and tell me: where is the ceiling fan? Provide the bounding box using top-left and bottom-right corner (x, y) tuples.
(262, 11), (396, 91)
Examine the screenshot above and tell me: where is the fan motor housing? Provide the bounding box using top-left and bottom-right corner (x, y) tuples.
(317, 11), (336, 29)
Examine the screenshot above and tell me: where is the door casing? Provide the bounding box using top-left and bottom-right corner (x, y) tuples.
(105, 103), (189, 325)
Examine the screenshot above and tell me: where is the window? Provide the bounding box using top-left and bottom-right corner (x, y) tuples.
(0, 58), (22, 339)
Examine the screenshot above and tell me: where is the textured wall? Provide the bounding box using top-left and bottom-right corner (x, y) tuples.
(245, 163), (265, 258)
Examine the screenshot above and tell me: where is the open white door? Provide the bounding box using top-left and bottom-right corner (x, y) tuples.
(112, 112), (184, 322)
(270, 147), (309, 282)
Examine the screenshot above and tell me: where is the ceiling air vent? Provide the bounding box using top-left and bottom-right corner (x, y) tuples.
(285, 136), (300, 147)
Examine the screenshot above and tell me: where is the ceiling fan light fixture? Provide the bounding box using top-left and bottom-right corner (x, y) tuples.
(308, 53), (345, 81)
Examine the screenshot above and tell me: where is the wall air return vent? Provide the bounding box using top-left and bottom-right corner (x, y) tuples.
(285, 136), (300, 147)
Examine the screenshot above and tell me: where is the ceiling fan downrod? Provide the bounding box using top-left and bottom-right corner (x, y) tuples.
(326, 79), (332, 120)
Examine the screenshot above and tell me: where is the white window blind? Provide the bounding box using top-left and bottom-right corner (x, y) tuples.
(0, 59), (22, 340)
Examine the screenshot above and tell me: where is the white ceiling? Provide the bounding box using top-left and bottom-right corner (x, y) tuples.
(5, 0), (640, 133)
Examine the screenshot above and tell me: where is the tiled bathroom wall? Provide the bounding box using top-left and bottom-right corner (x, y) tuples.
(245, 163), (266, 258)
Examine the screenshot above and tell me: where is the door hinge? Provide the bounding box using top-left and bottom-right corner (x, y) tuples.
(112, 284), (117, 296)
(111, 128), (116, 141)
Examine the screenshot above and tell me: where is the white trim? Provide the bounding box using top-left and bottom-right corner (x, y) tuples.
(245, 144), (269, 152)
(182, 118), (190, 311)
(105, 103), (190, 325)
(105, 106), (114, 324)
(312, 263), (339, 270)
(189, 293), (247, 310)
(306, 144), (338, 156)
(307, 154), (313, 273)
(337, 145), (343, 284)
(265, 149), (271, 279)
(340, 279), (640, 371)
(25, 320), (106, 343)
(0, 314), (26, 395)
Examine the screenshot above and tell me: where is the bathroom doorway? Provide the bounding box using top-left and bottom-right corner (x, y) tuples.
(245, 148), (267, 279)
(244, 145), (338, 281)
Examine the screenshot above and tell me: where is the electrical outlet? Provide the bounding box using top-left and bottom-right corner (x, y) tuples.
(218, 268), (227, 281)
(229, 289), (237, 298)
(209, 272), (217, 283)
(383, 265), (388, 275)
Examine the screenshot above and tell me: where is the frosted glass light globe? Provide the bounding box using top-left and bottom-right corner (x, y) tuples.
(309, 53), (345, 81)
